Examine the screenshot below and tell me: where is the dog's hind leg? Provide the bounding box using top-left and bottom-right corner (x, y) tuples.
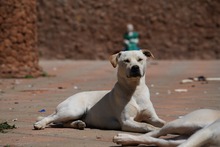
(146, 118), (198, 138)
(34, 99), (88, 130)
(179, 119), (220, 147)
(34, 112), (81, 130)
(34, 112), (59, 130)
(34, 107), (86, 130)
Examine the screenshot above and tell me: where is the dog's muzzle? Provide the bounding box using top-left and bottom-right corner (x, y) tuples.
(129, 65), (142, 77)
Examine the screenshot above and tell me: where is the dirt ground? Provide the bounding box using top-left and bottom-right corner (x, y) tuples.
(0, 60), (220, 147)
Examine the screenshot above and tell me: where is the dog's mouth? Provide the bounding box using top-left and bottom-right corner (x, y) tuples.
(128, 65), (142, 78)
(128, 72), (142, 78)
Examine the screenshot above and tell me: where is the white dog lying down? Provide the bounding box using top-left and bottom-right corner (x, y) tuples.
(113, 109), (220, 147)
(34, 50), (165, 132)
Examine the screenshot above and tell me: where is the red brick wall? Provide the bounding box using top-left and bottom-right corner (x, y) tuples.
(37, 0), (220, 60)
(0, 0), (42, 78)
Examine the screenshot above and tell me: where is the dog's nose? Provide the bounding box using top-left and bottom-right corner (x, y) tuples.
(130, 65), (141, 77)
(131, 65), (140, 72)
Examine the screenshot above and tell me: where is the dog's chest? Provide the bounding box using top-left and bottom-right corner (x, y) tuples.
(125, 94), (149, 117)
(133, 90), (150, 109)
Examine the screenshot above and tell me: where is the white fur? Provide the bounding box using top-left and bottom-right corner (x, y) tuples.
(113, 109), (220, 146)
(34, 50), (165, 132)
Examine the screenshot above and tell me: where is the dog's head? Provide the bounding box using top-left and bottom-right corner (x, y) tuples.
(109, 50), (154, 79)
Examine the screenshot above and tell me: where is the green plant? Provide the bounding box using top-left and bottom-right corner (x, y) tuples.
(0, 122), (16, 133)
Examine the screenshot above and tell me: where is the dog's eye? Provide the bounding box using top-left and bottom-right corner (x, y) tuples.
(138, 58), (143, 62)
(124, 59), (130, 63)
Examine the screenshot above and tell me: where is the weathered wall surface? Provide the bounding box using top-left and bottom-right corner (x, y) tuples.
(37, 0), (220, 60)
(0, 0), (42, 78)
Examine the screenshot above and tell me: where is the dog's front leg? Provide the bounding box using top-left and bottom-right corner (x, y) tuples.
(121, 118), (159, 133)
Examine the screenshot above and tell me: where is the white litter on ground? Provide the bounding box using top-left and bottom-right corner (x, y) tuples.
(175, 89), (188, 92)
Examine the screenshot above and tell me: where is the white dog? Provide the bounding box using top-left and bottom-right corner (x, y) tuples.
(113, 109), (220, 146)
(34, 50), (165, 132)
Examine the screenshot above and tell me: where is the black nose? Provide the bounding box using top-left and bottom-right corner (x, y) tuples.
(130, 65), (141, 77)
(131, 65), (140, 72)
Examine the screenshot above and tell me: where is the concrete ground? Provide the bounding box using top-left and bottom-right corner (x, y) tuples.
(0, 60), (220, 147)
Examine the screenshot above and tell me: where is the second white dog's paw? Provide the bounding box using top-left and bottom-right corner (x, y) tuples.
(113, 134), (137, 146)
(33, 121), (46, 130)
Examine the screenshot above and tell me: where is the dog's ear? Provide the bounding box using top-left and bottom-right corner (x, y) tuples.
(142, 49), (154, 58)
(109, 52), (121, 68)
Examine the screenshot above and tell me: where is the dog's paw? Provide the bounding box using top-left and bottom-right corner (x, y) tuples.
(113, 134), (138, 146)
(76, 120), (86, 130)
(63, 120), (86, 130)
(71, 120), (86, 130)
(33, 121), (46, 130)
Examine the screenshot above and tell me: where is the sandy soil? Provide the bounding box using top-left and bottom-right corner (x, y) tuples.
(0, 60), (220, 146)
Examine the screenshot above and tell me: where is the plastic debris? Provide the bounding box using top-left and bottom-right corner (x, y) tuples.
(175, 89), (188, 92)
(181, 76), (220, 84)
(181, 79), (193, 84)
(38, 109), (46, 113)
